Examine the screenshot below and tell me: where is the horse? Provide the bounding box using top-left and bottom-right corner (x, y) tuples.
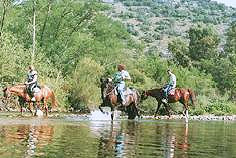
(99, 78), (141, 120)
(3, 84), (57, 116)
(141, 88), (195, 121)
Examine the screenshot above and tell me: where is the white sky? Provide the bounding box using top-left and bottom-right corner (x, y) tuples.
(213, 0), (236, 8)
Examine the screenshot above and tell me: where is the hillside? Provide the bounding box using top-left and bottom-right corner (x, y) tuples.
(104, 0), (236, 55)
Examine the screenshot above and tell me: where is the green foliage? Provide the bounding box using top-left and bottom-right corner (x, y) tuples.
(168, 38), (190, 67)
(0, 33), (31, 85)
(68, 58), (104, 112)
(117, 0), (236, 55)
(205, 97), (234, 115)
(1, 0), (236, 116)
(225, 21), (236, 57)
(188, 23), (220, 62)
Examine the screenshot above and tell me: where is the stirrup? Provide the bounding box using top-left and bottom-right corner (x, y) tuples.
(122, 101), (126, 106)
(31, 97), (36, 102)
(162, 98), (168, 104)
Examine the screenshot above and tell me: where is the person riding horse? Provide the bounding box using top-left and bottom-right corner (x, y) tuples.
(112, 64), (131, 106)
(25, 65), (40, 102)
(162, 69), (176, 104)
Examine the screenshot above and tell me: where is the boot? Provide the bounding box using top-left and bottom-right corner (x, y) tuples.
(162, 97), (168, 104)
(122, 100), (126, 106)
(31, 97), (36, 102)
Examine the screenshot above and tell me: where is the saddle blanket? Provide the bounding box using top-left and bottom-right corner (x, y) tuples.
(168, 89), (175, 96)
(124, 88), (133, 96)
(33, 87), (40, 93)
(115, 88), (133, 96)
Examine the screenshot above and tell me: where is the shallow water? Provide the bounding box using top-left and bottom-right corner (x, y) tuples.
(0, 112), (235, 158)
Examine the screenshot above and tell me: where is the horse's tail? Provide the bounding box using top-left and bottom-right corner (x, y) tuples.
(188, 89), (196, 106)
(50, 91), (58, 109)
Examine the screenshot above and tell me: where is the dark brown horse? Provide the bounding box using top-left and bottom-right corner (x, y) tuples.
(141, 88), (195, 121)
(3, 84), (57, 116)
(99, 78), (140, 120)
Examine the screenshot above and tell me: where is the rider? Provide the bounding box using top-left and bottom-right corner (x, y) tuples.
(25, 65), (39, 102)
(162, 69), (176, 104)
(112, 64), (131, 106)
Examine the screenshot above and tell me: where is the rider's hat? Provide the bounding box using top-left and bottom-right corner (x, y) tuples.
(29, 65), (35, 70)
(118, 64), (125, 70)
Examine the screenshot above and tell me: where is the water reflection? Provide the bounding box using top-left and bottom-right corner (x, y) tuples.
(163, 123), (176, 158)
(94, 120), (191, 158)
(163, 123), (190, 158)
(96, 121), (139, 158)
(0, 117), (235, 158)
(0, 122), (54, 157)
(25, 125), (54, 157)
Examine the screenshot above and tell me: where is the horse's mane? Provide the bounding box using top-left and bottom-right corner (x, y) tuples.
(146, 88), (162, 93)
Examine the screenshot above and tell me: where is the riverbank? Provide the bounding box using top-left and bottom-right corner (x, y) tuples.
(0, 110), (236, 121)
(60, 112), (236, 121)
(143, 114), (236, 121)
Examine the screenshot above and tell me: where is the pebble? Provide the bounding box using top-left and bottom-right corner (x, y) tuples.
(142, 115), (236, 121)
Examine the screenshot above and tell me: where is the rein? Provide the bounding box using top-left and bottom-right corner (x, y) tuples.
(105, 85), (117, 96)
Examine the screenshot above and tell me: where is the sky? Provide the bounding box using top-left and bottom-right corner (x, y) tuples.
(213, 0), (236, 8)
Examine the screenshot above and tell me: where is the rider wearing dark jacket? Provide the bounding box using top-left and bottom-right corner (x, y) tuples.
(25, 65), (39, 101)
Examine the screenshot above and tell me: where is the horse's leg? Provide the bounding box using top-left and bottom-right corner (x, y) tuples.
(183, 102), (189, 123)
(164, 103), (171, 117)
(185, 109), (189, 123)
(179, 100), (186, 116)
(154, 101), (162, 118)
(111, 106), (114, 121)
(19, 101), (23, 115)
(18, 97), (24, 115)
(35, 101), (41, 116)
(44, 99), (48, 116)
(99, 103), (105, 114)
(134, 105), (140, 118)
(29, 102), (34, 116)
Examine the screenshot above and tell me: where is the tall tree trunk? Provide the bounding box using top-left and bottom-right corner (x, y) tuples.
(0, 0), (8, 37)
(32, 0), (36, 64)
(39, 0), (52, 47)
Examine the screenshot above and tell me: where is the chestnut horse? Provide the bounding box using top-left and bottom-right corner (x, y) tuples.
(141, 88), (195, 121)
(99, 78), (141, 120)
(3, 84), (57, 116)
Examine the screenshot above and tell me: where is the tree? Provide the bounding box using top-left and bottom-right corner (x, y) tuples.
(168, 38), (190, 67)
(225, 21), (236, 62)
(0, 0), (11, 37)
(188, 23), (220, 63)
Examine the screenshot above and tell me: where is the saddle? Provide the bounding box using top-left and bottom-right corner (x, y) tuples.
(168, 89), (175, 96)
(115, 87), (134, 102)
(27, 84), (41, 97)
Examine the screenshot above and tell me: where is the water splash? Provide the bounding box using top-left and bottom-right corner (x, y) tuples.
(89, 109), (112, 121)
(88, 108), (121, 121)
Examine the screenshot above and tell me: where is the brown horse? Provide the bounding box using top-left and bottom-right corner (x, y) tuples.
(99, 78), (141, 120)
(141, 88), (195, 121)
(3, 84), (57, 116)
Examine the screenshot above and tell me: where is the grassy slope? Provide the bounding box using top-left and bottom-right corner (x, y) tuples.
(104, 0), (236, 55)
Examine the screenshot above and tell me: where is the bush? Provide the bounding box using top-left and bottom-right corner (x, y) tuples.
(68, 58), (104, 112)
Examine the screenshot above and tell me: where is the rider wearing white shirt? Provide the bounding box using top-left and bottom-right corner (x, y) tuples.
(162, 69), (176, 103)
(112, 64), (131, 105)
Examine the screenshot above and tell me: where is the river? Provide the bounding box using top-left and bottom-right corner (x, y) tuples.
(0, 111), (235, 158)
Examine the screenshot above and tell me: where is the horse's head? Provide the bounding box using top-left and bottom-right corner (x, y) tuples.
(3, 87), (11, 98)
(141, 90), (149, 100)
(100, 77), (114, 100)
